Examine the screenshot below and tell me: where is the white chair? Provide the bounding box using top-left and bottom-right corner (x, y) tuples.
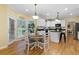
(24, 32), (36, 54)
(37, 30), (49, 54)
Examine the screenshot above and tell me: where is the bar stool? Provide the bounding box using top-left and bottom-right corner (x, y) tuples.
(59, 31), (66, 43)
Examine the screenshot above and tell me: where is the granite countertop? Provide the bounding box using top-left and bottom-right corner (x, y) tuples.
(49, 30), (61, 32)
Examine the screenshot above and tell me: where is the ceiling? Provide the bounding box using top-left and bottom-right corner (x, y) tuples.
(8, 4), (79, 19)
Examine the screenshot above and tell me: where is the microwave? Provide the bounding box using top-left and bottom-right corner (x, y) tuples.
(55, 24), (61, 28)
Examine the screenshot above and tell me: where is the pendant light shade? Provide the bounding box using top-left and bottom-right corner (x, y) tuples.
(32, 15), (39, 19)
(55, 18), (61, 22)
(55, 12), (61, 23)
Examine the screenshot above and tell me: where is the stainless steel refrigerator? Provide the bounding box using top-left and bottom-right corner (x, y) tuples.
(75, 23), (79, 40)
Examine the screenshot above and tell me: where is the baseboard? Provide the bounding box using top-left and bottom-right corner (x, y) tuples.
(0, 39), (24, 50)
(8, 40), (16, 45)
(0, 46), (8, 49)
(16, 38), (25, 41)
(8, 38), (25, 46)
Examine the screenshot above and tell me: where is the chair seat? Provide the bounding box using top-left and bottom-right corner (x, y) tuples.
(29, 37), (36, 43)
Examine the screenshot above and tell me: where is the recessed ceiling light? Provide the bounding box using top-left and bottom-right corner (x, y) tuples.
(57, 8), (61, 11)
(25, 9), (29, 12)
(64, 8), (68, 11)
(70, 13), (72, 15)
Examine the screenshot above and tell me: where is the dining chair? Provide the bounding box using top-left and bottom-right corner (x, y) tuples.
(37, 30), (49, 54)
(24, 32), (36, 54)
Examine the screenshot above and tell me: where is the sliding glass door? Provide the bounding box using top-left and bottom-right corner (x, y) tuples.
(17, 19), (26, 40)
(28, 21), (35, 34)
(8, 17), (15, 43)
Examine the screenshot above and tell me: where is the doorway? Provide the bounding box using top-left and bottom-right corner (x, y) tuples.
(17, 19), (26, 40)
(8, 17), (15, 44)
(67, 22), (75, 37)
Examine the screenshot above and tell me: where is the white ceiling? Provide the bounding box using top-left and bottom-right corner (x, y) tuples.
(8, 4), (79, 19)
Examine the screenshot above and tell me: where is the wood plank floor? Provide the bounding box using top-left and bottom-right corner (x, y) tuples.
(0, 35), (79, 55)
(46, 36), (79, 55)
(0, 39), (43, 55)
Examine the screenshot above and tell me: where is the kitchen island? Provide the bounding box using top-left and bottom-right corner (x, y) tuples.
(49, 30), (60, 43)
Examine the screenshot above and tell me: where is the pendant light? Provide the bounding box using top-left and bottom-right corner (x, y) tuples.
(55, 12), (61, 22)
(32, 4), (39, 19)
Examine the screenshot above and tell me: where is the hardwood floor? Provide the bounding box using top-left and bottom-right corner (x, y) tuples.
(46, 35), (79, 55)
(0, 35), (79, 55)
(0, 39), (43, 55)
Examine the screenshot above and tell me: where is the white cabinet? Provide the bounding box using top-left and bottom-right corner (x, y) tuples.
(49, 31), (60, 43)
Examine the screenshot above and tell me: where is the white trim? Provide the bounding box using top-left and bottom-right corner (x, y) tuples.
(16, 37), (25, 41)
(8, 40), (16, 45)
(0, 46), (8, 49)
